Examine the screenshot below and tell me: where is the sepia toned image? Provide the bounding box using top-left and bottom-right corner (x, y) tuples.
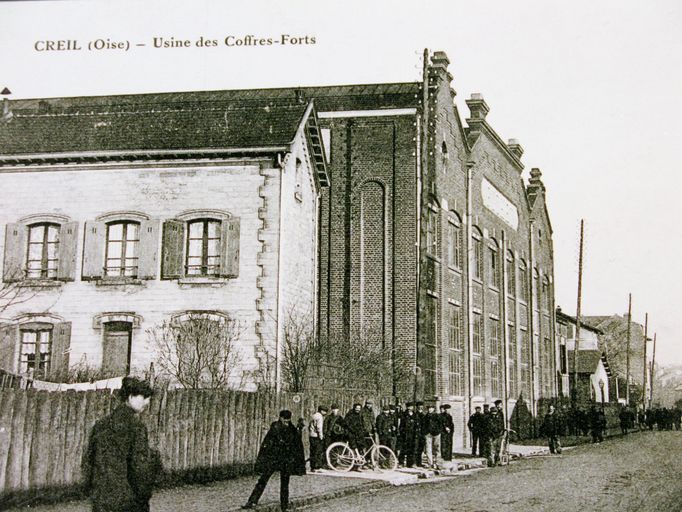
(0, 1), (681, 511)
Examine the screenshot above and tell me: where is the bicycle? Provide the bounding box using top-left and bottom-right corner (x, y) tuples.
(498, 429), (517, 466)
(326, 436), (398, 472)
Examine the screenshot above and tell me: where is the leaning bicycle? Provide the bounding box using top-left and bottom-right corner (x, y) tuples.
(326, 436), (398, 472)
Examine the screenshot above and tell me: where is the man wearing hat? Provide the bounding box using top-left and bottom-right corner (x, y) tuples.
(242, 410), (306, 511)
(398, 402), (421, 467)
(440, 404), (454, 462)
(361, 400), (377, 444)
(423, 404), (443, 468)
(480, 404), (491, 459)
(415, 401), (427, 467)
(324, 404), (347, 447)
(82, 376), (161, 512)
(467, 406), (485, 456)
(487, 403), (505, 467)
(345, 403), (366, 454)
(376, 403), (397, 454)
(308, 405), (328, 472)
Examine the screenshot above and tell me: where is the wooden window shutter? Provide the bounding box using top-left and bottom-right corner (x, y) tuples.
(0, 324), (18, 372)
(48, 321), (71, 379)
(81, 221), (106, 280)
(220, 217), (240, 278)
(57, 222), (79, 281)
(138, 218), (161, 280)
(161, 219), (185, 279)
(3, 223), (26, 283)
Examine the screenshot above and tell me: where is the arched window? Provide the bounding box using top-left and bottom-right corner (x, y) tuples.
(26, 223), (60, 279)
(447, 213), (463, 269)
(518, 259), (529, 302)
(542, 275), (551, 311)
(506, 250), (515, 296)
(186, 219), (221, 276)
(472, 227), (483, 280)
(105, 221), (140, 277)
(426, 206), (439, 256)
(489, 238), (501, 289)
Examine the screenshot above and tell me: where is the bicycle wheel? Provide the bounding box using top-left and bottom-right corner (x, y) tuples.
(371, 445), (398, 471)
(326, 442), (355, 472)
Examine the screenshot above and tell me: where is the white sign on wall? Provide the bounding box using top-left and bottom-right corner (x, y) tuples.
(481, 178), (519, 230)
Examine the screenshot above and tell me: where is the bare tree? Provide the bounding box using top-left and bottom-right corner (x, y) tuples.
(281, 307), (320, 392)
(0, 270), (56, 322)
(147, 313), (244, 389)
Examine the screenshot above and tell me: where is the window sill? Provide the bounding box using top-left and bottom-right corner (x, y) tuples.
(96, 277), (144, 286)
(18, 279), (64, 288)
(178, 276), (228, 286)
(446, 264), (462, 273)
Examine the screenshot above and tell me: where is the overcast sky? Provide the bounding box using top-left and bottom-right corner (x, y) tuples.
(3, 0), (681, 365)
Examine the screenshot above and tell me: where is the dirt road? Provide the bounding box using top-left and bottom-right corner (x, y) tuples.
(300, 431), (682, 512)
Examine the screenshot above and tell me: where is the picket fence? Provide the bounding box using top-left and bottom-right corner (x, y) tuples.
(0, 387), (382, 497)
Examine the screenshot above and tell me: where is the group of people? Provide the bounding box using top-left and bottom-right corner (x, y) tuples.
(307, 399), (456, 471)
(466, 400), (507, 466)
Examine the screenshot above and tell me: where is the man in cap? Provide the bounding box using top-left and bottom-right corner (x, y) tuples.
(242, 410), (305, 511)
(423, 404), (443, 469)
(467, 406), (485, 456)
(415, 401), (427, 466)
(487, 404), (505, 467)
(82, 376), (161, 512)
(345, 403), (366, 455)
(440, 404), (454, 462)
(308, 405), (328, 472)
(398, 402), (421, 468)
(361, 400), (377, 445)
(376, 404), (397, 454)
(324, 404), (347, 448)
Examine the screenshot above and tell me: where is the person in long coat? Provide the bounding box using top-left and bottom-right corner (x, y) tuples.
(439, 404), (454, 461)
(242, 410), (306, 511)
(541, 405), (563, 454)
(81, 377), (161, 512)
(398, 403), (421, 468)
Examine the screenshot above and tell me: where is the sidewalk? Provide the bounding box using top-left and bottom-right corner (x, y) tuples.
(5, 474), (388, 512)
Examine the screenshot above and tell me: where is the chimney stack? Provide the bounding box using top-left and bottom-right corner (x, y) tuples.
(466, 93), (489, 121)
(1, 87), (12, 123)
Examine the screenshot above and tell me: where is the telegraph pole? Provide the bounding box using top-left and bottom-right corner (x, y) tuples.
(642, 313), (648, 411)
(649, 333), (657, 408)
(572, 220), (584, 407)
(625, 294), (632, 405)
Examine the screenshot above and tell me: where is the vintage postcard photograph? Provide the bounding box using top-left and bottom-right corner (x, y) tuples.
(0, 1), (680, 511)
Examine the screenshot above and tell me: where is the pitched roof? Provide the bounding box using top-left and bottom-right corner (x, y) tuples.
(556, 309), (603, 334)
(568, 350), (611, 375)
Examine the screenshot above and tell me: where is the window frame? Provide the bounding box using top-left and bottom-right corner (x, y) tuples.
(104, 220), (141, 278)
(185, 218), (222, 277)
(19, 324), (53, 377)
(488, 239), (501, 289)
(26, 222), (60, 280)
(506, 250), (515, 296)
(446, 214), (463, 269)
(472, 227), (483, 280)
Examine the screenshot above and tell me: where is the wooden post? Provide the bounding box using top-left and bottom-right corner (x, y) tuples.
(572, 220), (584, 407)
(649, 333), (657, 408)
(625, 294), (632, 405)
(642, 313), (648, 411)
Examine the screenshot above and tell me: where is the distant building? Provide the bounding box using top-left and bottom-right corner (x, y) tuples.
(556, 308), (611, 404)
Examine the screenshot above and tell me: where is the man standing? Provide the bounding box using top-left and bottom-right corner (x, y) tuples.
(324, 404), (347, 447)
(440, 404), (454, 462)
(542, 405), (563, 454)
(423, 404), (443, 469)
(480, 404), (491, 460)
(467, 406), (485, 456)
(376, 404), (397, 454)
(242, 410), (306, 511)
(415, 401), (427, 467)
(345, 403), (366, 454)
(361, 400), (377, 443)
(82, 377), (161, 512)
(398, 403), (421, 468)
(487, 405), (505, 467)
(308, 405), (328, 472)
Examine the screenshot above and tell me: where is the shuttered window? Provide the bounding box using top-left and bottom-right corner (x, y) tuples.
(105, 221), (140, 277)
(26, 223), (60, 279)
(19, 327), (52, 376)
(186, 219), (221, 276)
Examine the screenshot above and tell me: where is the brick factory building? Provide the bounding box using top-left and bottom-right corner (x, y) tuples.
(0, 50), (558, 448)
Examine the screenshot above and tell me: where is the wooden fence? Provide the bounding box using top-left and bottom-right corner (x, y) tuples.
(0, 387), (383, 498)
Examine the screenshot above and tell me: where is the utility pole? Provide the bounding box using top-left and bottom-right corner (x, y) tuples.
(642, 313), (648, 411)
(572, 220), (584, 407)
(649, 333), (657, 408)
(625, 294), (632, 405)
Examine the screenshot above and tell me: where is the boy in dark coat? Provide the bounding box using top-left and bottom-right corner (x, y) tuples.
(81, 377), (160, 512)
(243, 410), (306, 511)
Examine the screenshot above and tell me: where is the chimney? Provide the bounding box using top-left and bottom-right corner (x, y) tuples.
(527, 168), (546, 197)
(507, 139), (524, 160)
(466, 93), (489, 121)
(1, 87), (12, 123)
(427, 50), (454, 90)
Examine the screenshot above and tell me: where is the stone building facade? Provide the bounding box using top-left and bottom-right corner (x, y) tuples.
(0, 50), (558, 448)
(0, 97), (328, 389)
